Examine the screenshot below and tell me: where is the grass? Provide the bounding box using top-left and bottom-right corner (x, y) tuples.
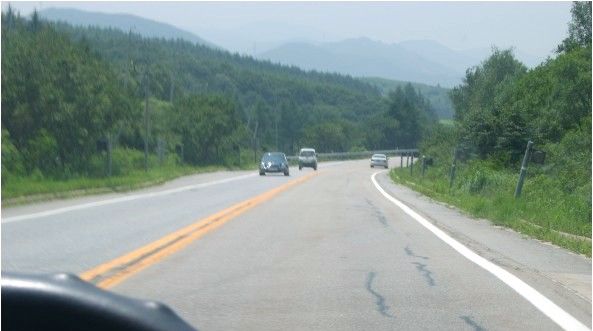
(390, 161), (591, 257)
(438, 119), (455, 126)
(2, 162), (257, 206)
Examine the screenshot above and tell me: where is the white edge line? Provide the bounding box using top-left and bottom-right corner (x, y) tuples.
(371, 171), (590, 331)
(3, 173), (257, 224)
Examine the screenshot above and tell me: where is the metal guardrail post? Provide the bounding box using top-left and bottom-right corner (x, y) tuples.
(421, 155), (426, 177)
(449, 148), (457, 189)
(514, 140), (534, 198)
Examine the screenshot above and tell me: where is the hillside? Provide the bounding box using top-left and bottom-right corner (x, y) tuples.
(259, 38), (461, 87)
(361, 77), (453, 119)
(259, 38), (543, 88)
(38, 7), (217, 48)
(2, 10), (437, 198)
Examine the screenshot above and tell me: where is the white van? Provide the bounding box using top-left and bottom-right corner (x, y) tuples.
(298, 148), (317, 170)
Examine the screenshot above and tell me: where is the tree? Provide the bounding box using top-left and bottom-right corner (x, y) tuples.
(557, 1), (592, 53)
(450, 48), (527, 159)
(174, 95), (242, 165)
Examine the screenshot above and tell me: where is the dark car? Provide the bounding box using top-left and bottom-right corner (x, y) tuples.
(259, 152), (290, 176)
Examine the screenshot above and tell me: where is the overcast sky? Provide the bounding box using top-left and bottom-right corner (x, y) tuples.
(5, 1), (572, 58)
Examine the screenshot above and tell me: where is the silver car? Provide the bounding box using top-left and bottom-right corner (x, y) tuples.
(298, 148), (317, 170)
(370, 154), (388, 169)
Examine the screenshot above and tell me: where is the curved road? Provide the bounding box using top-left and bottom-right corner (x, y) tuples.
(2, 159), (591, 330)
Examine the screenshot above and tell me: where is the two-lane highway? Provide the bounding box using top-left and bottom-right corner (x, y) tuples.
(2, 165), (328, 274)
(2, 159), (591, 330)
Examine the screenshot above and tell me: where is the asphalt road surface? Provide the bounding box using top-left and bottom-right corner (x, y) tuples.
(2, 159), (591, 330)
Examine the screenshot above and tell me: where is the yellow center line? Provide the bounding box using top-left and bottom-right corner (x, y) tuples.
(80, 171), (318, 289)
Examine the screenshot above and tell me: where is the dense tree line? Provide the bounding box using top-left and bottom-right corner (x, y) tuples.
(429, 1), (591, 194)
(2, 9), (435, 183)
(2, 9), (137, 179)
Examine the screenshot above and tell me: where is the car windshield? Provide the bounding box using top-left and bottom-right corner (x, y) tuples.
(262, 154), (285, 162)
(2, 3), (590, 331)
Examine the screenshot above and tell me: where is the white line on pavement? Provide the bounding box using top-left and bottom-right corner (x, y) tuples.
(2, 173), (257, 224)
(371, 171), (590, 331)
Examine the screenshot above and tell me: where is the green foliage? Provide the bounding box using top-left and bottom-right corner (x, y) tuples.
(1, 129), (25, 185)
(399, 16), (592, 254)
(451, 48), (527, 160)
(2, 12), (137, 177)
(362, 77), (454, 119)
(174, 95), (242, 165)
(557, 1), (592, 53)
(386, 83), (436, 148)
(391, 158), (591, 256)
(53, 21), (386, 155)
(0, 10), (444, 199)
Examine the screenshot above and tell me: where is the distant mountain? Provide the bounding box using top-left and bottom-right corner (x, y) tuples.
(259, 38), (543, 88)
(38, 7), (217, 48)
(362, 77), (454, 119)
(400, 40), (543, 70)
(259, 37), (462, 87)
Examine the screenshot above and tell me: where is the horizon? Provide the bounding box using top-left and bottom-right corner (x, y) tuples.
(4, 1), (572, 63)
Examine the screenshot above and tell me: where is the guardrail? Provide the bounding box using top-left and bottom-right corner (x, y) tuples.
(286, 149), (419, 162)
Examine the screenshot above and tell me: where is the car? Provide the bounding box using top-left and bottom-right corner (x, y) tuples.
(3, 272), (197, 331)
(298, 148), (317, 170)
(370, 154), (389, 169)
(259, 152), (290, 176)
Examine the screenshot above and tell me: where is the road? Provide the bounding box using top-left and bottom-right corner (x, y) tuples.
(2, 159), (591, 330)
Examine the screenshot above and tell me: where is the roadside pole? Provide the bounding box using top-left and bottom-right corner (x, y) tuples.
(449, 148), (457, 188)
(143, 79), (149, 172)
(421, 155), (426, 177)
(107, 134), (112, 177)
(400, 152), (403, 168)
(514, 140), (534, 198)
(410, 153), (414, 175)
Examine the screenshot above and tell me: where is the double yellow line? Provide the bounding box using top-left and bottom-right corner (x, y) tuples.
(80, 172), (317, 289)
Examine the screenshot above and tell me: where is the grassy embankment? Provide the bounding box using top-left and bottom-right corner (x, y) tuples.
(390, 160), (591, 257)
(2, 149), (258, 206)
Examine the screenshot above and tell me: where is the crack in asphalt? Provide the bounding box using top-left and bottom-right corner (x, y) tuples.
(460, 315), (486, 331)
(365, 199), (389, 228)
(366, 272), (395, 318)
(404, 245), (429, 260)
(411, 262), (435, 286)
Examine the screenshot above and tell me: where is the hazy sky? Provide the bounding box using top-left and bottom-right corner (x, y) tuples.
(5, 1), (572, 58)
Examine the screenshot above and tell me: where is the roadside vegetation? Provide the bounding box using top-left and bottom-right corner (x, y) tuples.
(391, 2), (592, 256)
(1, 8), (435, 201)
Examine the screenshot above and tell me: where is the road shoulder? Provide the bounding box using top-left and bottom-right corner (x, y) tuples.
(374, 170), (592, 327)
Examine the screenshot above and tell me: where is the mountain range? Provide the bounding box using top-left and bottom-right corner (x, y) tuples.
(258, 38), (542, 87)
(35, 7), (545, 92)
(38, 7), (216, 48)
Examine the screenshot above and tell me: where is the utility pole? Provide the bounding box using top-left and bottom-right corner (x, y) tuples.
(252, 121), (259, 163)
(143, 75), (149, 172)
(107, 133), (112, 177)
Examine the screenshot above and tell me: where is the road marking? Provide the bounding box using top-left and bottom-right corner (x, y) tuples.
(371, 171), (590, 331)
(2, 173), (257, 224)
(80, 171), (318, 289)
